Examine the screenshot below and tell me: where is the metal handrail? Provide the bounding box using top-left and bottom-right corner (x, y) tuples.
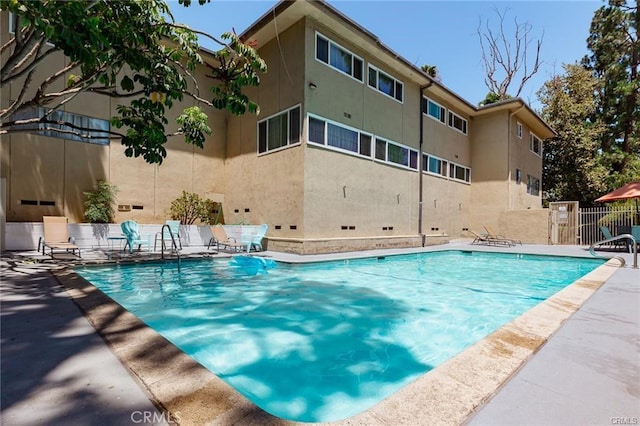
(160, 224), (181, 271)
(588, 233), (637, 269)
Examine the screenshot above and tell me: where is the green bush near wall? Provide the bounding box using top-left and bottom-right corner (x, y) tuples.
(83, 180), (118, 223)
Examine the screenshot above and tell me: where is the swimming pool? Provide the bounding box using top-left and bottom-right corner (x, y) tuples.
(74, 251), (603, 422)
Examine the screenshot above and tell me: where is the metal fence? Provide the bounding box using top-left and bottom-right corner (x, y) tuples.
(579, 206), (637, 246)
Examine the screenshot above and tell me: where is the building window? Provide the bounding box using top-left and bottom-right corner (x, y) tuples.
(516, 169), (522, 184)
(309, 116), (325, 144)
(307, 114), (372, 157)
(307, 114), (417, 170)
(8, 12), (17, 34)
(449, 162), (471, 183)
(422, 97), (446, 123)
(258, 105), (301, 154)
(6, 106), (110, 145)
(368, 65), (403, 102)
(359, 134), (372, 156)
(375, 138), (386, 161)
(423, 154), (448, 177)
(327, 123), (358, 152)
(374, 138), (418, 170)
(447, 111), (468, 135)
(517, 122), (523, 139)
(316, 33), (363, 82)
(422, 153), (470, 184)
(530, 133), (542, 156)
(527, 175), (540, 195)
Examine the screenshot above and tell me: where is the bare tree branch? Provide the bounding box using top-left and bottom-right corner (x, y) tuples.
(477, 7), (544, 101)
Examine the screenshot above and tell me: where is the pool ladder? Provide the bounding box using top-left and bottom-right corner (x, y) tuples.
(160, 224), (181, 271)
(588, 233), (637, 269)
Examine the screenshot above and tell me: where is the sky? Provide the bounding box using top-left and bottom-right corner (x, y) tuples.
(168, 0), (603, 109)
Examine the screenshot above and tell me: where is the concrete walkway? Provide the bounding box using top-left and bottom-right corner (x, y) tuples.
(1, 245), (638, 425)
(467, 265), (639, 426)
(0, 258), (169, 425)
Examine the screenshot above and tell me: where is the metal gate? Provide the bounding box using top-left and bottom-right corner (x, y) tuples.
(579, 206), (636, 246)
(549, 201), (579, 245)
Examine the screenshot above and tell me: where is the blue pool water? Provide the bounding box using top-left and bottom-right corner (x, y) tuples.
(74, 251), (603, 422)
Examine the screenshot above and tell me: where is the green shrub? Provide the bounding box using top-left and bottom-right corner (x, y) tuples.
(169, 191), (224, 225)
(169, 191), (205, 225)
(83, 180), (118, 223)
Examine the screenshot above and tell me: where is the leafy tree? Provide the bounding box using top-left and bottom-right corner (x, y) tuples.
(478, 91), (511, 106)
(477, 7), (543, 102)
(537, 63), (608, 204)
(583, 0), (639, 188)
(83, 180), (118, 223)
(0, 0), (266, 164)
(420, 64), (441, 82)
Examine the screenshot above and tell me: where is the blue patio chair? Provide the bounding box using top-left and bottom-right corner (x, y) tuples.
(154, 220), (182, 251)
(121, 220), (151, 254)
(239, 224), (269, 252)
(250, 224), (268, 251)
(599, 226), (627, 251)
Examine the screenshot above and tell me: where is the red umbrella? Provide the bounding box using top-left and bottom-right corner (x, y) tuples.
(595, 182), (640, 223)
(595, 182), (640, 202)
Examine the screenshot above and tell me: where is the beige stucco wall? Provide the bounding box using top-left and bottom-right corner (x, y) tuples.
(508, 113), (543, 210)
(467, 112), (509, 233)
(500, 208), (550, 244)
(469, 111), (544, 235)
(422, 175), (471, 238)
(1, 10), (226, 224)
(224, 19), (306, 237)
(304, 147), (419, 237)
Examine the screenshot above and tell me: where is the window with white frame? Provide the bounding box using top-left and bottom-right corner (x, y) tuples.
(422, 97), (446, 123)
(368, 65), (403, 102)
(307, 114), (372, 157)
(316, 33), (363, 82)
(307, 113), (417, 170)
(449, 162), (471, 183)
(447, 111), (468, 135)
(423, 154), (448, 177)
(421, 152), (471, 183)
(517, 121), (523, 139)
(530, 133), (542, 156)
(258, 105), (301, 154)
(527, 175), (540, 195)
(375, 137), (418, 169)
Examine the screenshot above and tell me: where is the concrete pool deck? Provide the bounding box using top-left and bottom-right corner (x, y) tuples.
(1, 243), (638, 425)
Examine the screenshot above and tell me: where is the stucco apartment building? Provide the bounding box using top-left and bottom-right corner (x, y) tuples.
(0, 0), (555, 254)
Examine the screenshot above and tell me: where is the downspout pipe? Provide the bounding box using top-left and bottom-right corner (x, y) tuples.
(419, 81), (433, 246)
